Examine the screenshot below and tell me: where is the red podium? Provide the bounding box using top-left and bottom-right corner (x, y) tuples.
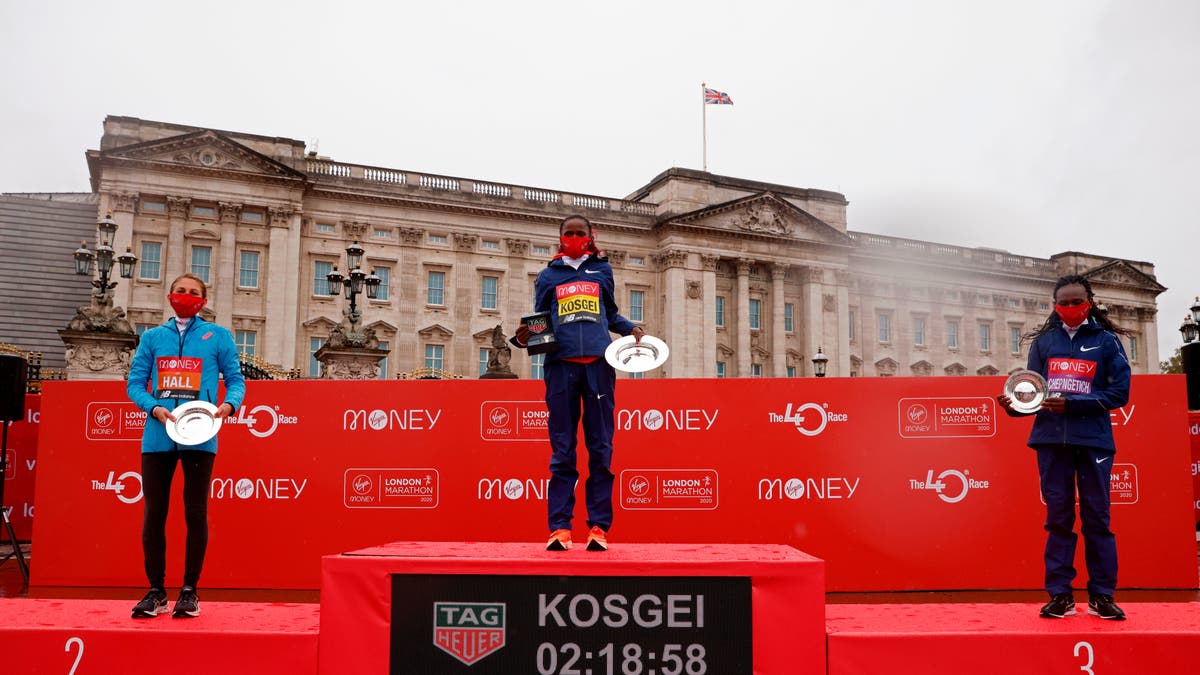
(319, 542), (824, 674)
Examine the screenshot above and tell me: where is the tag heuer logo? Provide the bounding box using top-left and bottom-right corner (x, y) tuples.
(433, 602), (506, 666)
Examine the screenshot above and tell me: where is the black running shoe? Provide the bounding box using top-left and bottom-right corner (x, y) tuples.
(172, 586), (201, 618)
(131, 588), (168, 618)
(1039, 593), (1076, 618)
(1088, 594), (1126, 620)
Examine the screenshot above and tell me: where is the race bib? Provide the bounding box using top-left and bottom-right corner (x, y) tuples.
(156, 356), (203, 400)
(555, 281), (601, 324)
(1046, 358), (1096, 395)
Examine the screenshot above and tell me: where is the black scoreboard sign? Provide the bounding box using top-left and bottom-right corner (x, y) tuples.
(390, 574), (752, 674)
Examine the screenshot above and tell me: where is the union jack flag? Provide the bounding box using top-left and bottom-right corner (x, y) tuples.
(703, 87), (734, 105)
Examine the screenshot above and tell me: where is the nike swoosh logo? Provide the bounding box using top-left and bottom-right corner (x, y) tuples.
(585, 270), (601, 274)
(1080, 346), (1100, 352)
(597, 393), (608, 399)
(1096, 456), (1111, 464)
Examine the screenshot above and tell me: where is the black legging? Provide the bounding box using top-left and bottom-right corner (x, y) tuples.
(141, 450), (215, 589)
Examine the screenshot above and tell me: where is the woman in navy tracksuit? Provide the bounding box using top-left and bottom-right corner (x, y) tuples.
(999, 274), (1132, 620)
(515, 215), (643, 552)
(126, 273), (245, 619)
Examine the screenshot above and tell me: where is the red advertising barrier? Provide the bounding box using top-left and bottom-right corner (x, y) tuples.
(1191, 411), (1200, 528)
(2, 394), (39, 540)
(31, 376), (1197, 592)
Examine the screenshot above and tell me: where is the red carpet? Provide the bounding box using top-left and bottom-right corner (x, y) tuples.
(0, 598), (319, 674)
(827, 602), (1200, 674)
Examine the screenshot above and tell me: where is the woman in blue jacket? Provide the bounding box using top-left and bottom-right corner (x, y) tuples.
(516, 215), (643, 552)
(998, 274), (1132, 621)
(126, 273), (245, 618)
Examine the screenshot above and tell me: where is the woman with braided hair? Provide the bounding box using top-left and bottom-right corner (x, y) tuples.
(998, 274), (1133, 620)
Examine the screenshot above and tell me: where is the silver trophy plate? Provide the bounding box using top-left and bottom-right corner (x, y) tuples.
(604, 334), (670, 373)
(1004, 369), (1050, 414)
(165, 400), (223, 445)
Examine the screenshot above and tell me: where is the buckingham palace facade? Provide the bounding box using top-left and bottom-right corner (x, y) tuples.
(75, 116), (1163, 378)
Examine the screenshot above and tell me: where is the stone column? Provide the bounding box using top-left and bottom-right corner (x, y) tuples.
(282, 211), (303, 369)
(107, 192), (139, 311)
(834, 270), (852, 378)
(803, 267), (825, 376)
(736, 258), (753, 377)
(265, 207), (294, 366)
(453, 233), (479, 374)
(771, 263), (789, 377)
(397, 227), (425, 375)
(163, 195), (190, 319)
(215, 202), (241, 327)
(505, 237), (530, 315)
(655, 249), (688, 378)
(700, 254), (719, 378)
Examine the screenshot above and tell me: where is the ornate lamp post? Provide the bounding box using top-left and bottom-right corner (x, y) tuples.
(60, 211), (139, 380)
(811, 346), (829, 377)
(72, 212), (138, 305)
(325, 240), (381, 336)
(1180, 297), (1200, 411)
(315, 241), (387, 380)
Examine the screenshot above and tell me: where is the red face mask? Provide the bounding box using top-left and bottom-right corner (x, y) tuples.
(169, 293), (206, 319)
(1054, 301), (1091, 328)
(559, 235), (592, 258)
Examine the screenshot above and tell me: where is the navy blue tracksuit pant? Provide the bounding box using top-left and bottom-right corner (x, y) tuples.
(544, 358), (616, 532)
(1036, 444), (1117, 597)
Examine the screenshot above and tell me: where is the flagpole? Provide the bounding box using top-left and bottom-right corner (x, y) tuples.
(701, 82), (708, 172)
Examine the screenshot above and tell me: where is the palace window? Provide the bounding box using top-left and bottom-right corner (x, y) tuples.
(139, 241), (162, 280)
(427, 271), (446, 305)
(190, 246), (211, 284)
(629, 290), (644, 322)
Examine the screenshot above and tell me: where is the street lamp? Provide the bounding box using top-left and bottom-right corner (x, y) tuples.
(326, 241), (381, 331)
(811, 347), (829, 377)
(1182, 314), (1199, 344)
(73, 211), (137, 301)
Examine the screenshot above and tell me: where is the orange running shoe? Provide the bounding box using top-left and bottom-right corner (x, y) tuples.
(586, 526), (608, 551)
(546, 529), (573, 551)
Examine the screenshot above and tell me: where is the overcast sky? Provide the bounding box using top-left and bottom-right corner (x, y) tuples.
(2, 0), (1197, 362)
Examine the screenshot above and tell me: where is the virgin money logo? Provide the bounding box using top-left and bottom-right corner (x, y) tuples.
(353, 474), (373, 494)
(212, 476), (308, 500)
(628, 475), (650, 497)
(617, 408), (718, 431)
(477, 477), (548, 500)
(86, 402), (145, 440)
(906, 404), (928, 425)
(620, 469), (718, 510)
(479, 401), (547, 441)
(898, 397), (995, 438)
(757, 477), (861, 501)
(345, 468), (439, 508)
(93, 408), (114, 428)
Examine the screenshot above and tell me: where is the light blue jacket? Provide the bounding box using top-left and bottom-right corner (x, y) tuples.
(126, 317), (246, 453)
